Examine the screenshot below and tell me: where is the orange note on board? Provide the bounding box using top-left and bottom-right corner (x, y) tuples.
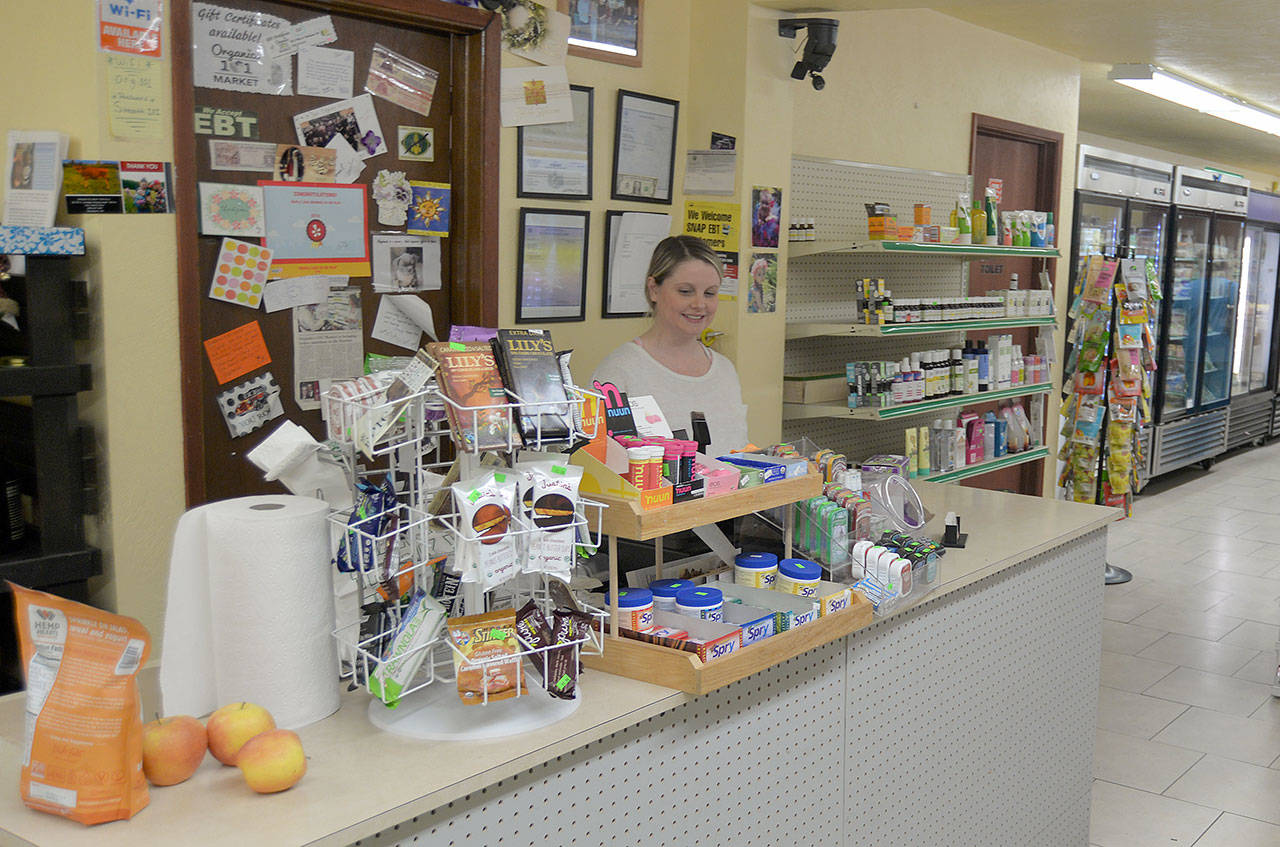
(204, 321), (271, 384)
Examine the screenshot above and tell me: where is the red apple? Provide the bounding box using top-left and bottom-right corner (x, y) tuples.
(236, 729), (306, 793)
(206, 701), (275, 766)
(142, 715), (208, 786)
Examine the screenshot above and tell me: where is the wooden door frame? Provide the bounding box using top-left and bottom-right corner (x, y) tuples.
(969, 114), (1063, 495)
(171, 0), (500, 506)
(969, 113), (1063, 232)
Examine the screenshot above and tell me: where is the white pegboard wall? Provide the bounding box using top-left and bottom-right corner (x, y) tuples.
(786, 253), (969, 324)
(790, 155), (971, 244)
(843, 528), (1103, 846)
(355, 531), (1104, 847)
(360, 640), (848, 847)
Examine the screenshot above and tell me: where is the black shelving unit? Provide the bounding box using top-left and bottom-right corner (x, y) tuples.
(0, 251), (99, 693)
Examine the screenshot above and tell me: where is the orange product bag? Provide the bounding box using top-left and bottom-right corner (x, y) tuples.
(10, 582), (151, 825)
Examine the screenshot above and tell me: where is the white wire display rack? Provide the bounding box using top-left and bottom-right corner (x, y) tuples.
(322, 375), (610, 732)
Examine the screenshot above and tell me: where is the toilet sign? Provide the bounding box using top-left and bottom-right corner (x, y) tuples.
(98, 0), (164, 58)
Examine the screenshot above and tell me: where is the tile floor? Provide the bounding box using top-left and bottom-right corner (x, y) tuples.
(1089, 443), (1280, 846)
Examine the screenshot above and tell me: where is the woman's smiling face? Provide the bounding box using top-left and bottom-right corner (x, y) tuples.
(647, 258), (720, 340)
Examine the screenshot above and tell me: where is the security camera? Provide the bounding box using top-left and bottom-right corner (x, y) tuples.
(778, 17), (839, 90)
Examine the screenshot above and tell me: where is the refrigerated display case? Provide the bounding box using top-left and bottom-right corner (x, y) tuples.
(1069, 146), (1173, 489)
(1228, 189), (1280, 448)
(1150, 166), (1248, 476)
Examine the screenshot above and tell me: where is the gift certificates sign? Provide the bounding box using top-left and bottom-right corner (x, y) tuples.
(191, 3), (293, 95)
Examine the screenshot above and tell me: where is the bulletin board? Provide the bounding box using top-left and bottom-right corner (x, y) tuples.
(171, 0), (499, 506)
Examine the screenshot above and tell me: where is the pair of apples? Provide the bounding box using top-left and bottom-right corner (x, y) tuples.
(142, 702), (306, 793)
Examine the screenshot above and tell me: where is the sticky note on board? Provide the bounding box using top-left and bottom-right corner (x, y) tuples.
(210, 238), (272, 308)
(204, 321), (272, 384)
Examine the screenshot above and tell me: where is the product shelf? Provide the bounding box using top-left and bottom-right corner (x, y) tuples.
(789, 240), (1060, 259)
(592, 473), (822, 541)
(919, 445), (1050, 484)
(582, 598), (872, 696)
(782, 382), (1054, 421)
(785, 316), (1056, 339)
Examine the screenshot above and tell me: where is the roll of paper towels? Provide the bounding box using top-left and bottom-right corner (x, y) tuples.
(161, 495), (339, 729)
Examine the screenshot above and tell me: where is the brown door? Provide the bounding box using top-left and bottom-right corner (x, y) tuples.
(968, 114), (1062, 495)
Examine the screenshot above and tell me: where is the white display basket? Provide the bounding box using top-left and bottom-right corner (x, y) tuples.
(432, 384), (603, 453)
(323, 379), (445, 460)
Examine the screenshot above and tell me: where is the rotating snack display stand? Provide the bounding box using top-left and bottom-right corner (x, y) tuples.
(325, 377), (609, 739)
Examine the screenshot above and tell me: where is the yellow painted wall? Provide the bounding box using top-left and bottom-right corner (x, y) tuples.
(1, 0), (185, 644)
(0, 0), (1087, 646)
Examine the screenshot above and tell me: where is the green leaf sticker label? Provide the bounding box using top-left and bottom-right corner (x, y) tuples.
(551, 465), (566, 475)
(449, 342), (466, 350)
(467, 490), (481, 503)
(556, 674), (571, 691)
(490, 628), (507, 639)
(494, 472), (506, 482)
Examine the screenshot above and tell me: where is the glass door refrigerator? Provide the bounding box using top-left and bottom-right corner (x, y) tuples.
(1227, 189), (1280, 448)
(1070, 146), (1173, 489)
(1151, 166), (1249, 476)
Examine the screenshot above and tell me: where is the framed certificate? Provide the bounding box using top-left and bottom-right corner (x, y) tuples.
(517, 85), (594, 200)
(516, 208), (590, 323)
(611, 89), (678, 205)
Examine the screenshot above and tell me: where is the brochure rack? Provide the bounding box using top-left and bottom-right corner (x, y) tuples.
(581, 471), (873, 695)
(325, 379), (609, 738)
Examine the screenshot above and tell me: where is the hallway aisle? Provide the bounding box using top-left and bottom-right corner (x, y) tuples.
(1089, 442), (1280, 846)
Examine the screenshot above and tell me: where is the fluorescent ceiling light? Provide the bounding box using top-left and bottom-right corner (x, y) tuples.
(1109, 63), (1280, 137)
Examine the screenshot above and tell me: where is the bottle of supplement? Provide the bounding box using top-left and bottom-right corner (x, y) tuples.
(977, 341), (990, 392)
(971, 203), (987, 245)
(951, 348), (964, 395)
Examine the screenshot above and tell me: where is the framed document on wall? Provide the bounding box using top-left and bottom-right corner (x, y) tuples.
(610, 89), (677, 204)
(516, 208), (590, 323)
(517, 85), (593, 200)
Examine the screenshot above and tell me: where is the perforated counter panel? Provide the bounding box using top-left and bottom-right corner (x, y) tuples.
(355, 529), (1103, 847)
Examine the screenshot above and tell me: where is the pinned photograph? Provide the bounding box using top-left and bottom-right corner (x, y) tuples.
(216, 372), (284, 437)
(120, 161), (173, 213)
(397, 126), (434, 162)
(293, 93), (386, 159)
(62, 160), (123, 214)
(747, 253), (777, 314)
(372, 234), (441, 292)
(273, 144), (337, 182)
(751, 185), (782, 248)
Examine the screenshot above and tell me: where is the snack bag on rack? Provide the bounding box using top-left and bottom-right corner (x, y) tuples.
(526, 463), (583, 583)
(10, 583), (151, 825)
(452, 471), (520, 592)
(449, 608), (527, 705)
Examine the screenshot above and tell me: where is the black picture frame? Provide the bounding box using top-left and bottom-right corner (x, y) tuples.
(610, 89), (678, 205)
(517, 85), (594, 201)
(516, 207), (590, 324)
(601, 210), (644, 319)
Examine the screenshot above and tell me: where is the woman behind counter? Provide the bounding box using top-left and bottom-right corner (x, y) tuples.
(592, 236), (748, 457)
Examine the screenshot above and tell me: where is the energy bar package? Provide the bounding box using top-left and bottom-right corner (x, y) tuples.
(10, 583), (151, 825)
(449, 608), (528, 705)
(367, 591), (446, 708)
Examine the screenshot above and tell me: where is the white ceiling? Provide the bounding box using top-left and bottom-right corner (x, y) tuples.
(756, 0), (1280, 178)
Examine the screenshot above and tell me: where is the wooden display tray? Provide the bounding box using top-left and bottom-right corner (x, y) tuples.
(584, 594), (874, 695)
(592, 473), (823, 541)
